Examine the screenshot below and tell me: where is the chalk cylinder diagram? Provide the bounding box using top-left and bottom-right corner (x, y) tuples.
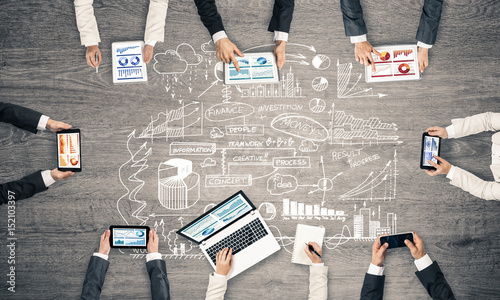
(158, 159), (200, 210)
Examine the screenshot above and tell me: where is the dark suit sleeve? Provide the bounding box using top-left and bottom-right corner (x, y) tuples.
(267, 0), (294, 33)
(360, 273), (385, 300)
(146, 259), (171, 300)
(340, 0), (367, 37)
(80, 256), (110, 300)
(415, 0), (443, 45)
(0, 171), (48, 204)
(0, 102), (43, 134)
(415, 261), (455, 300)
(193, 0), (225, 37)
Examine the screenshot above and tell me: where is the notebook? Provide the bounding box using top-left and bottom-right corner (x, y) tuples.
(291, 224), (325, 265)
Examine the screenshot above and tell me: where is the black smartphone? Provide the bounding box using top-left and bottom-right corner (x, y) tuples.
(57, 129), (81, 172)
(420, 132), (441, 170)
(379, 232), (414, 249)
(109, 225), (150, 249)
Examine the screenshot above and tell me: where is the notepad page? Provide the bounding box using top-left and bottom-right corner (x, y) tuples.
(291, 224), (325, 265)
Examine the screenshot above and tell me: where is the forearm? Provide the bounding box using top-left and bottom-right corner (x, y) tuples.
(449, 112), (500, 139)
(145, 0), (169, 43)
(449, 166), (500, 200)
(74, 0), (100, 45)
(194, 0), (224, 37)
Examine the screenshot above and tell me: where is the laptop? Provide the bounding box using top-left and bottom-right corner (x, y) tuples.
(177, 190), (280, 279)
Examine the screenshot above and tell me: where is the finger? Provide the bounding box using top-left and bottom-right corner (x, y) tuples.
(234, 47), (244, 57)
(425, 127), (439, 133)
(364, 56), (371, 67)
(216, 250), (222, 262)
(277, 53), (285, 70)
(371, 61), (376, 72)
(230, 55), (240, 72)
(228, 248), (233, 259)
(96, 51), (102, 67)
(355, 54), (360, 63)
(413, 232), (423, 245)
(89, 53), (97, 67)
(405, 239), (417, 253)
(86, 54), (93, 67)
(377, 242), (389, 255)
(427, 159), (439, 168)
(425, 169), (436, 176)
(372, 48), (381, 55)
(433, 155), (445, 164)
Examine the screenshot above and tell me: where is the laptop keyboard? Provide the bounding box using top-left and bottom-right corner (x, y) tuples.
(206, 219), (268, 265)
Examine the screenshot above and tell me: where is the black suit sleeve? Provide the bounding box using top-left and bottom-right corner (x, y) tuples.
(80, 256), (110, 300)
(360, 273), (385, 300)
(0, 102), (43, 134)
(340, 0), (367, 37)
(415, 261), (455, 300)
(415, 0), (444, 45)
(0, 171), (48, 204)
(267, 0), (295, 33)
(146, 259), (171, 300)
(193, 0), (225, 37)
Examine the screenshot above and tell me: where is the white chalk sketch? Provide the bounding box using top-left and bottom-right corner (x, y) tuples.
(240, 66), (304, 98)
(312, 76), (329, 91)
(328, 103), (402, 146)
(210, 127), (224, 138)
(340, 149), (398, 201)
(337, 60), (388, 98)
(282, 198), (348, 221)
(158, 159), (200, 210)
(200, 158), (217, 168)
(271, 113), (330, 142)
(139, 101), (203, 140)
(299, 140), (319, 153)
(312, 54), (331, 70)
(153, 43), (203, 75)
(201, 40), (216, 53)
(309, 98), (326, 113)
(258, 202), (277, 220)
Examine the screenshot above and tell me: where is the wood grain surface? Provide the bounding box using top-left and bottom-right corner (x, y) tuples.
(0, 0), (499, 299)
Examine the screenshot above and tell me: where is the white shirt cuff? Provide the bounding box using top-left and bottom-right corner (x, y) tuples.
(446, 165), (456, 180)
(311, 263), (324, 266)
(145, 40), (157, 47)
(367, 263), (384, 276)
(350, 34), (367, 44)
(37, 115), (50, 131)
(417, 41), (433, 49)
(213, 272), (226, 278)
(93, 253), (109, 261)
(414, 254), (433, 271)
(41, 170), (56, 187)
(212, 31), (228, 44)
(274, 31), (288, 42)
(146, 252), (162, 262)
(85, 43), (99, 47)
(445, 125), (455, 138)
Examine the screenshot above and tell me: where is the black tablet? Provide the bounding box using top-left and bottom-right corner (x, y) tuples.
(109, 225), (150, 249)
(57, 129), (81, 172)
(420, 132), (441, 170)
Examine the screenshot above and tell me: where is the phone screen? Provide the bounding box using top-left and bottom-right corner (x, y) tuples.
(422, 135), (440, 167)
(380, 233), (414, 249)
(57, 131), (80, 170)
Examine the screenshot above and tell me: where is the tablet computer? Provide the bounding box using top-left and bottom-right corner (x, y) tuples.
(109, 225), (150, 249)
(57, 129), (81, 172)
(365, 44), (420, 83)
(224, 52), (280, 85)
(420, 132), (441, 170)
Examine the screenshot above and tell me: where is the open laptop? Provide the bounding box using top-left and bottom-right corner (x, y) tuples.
(177, 190), (280, 279)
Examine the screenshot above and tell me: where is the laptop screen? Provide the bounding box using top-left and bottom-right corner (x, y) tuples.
(178, 191), (254, 243)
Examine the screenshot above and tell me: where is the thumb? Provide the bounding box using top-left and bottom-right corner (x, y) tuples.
(405, 239), (416, 253)
(372, 48), (381, 55)
(433, 155), (445, 163)
(234, 47), (244, 57)
(378, 242), (388, 254)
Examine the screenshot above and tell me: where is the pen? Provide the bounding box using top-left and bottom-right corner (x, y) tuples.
(305, 243), (321, 258)
(95, 52), (99, 73)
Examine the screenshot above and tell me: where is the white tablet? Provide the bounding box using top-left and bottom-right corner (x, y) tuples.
(224, 52), (280, 85)
(112, 41), (148, 84)
(365, 45), (420, 83)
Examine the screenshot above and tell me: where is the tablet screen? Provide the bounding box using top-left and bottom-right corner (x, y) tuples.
(422, 135), (440, 166)
(225, 52), (279, 84)
(58, 132), (80, 169)
(112, 227), (147, 247)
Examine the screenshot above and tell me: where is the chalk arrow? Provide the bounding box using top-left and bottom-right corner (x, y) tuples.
(165, 86), (171, 92)
(178, 217), (184, 226)
(287, 60), (310, 66)
(288, 43), (316, 52)
(189, 87), (193, 93)
(378, 93), (388, 98)
(198, 80), (218, 98)
(286, 53), (307, 59)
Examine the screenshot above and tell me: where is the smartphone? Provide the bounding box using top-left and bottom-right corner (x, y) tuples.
(109, 225), (150, 249)
(420, 132), (441, 170)
(379, 232), (414, 249)
(57, 129), (81, 172)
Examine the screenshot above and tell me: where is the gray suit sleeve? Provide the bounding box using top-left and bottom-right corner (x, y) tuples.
(415, 0), (444, 45)
(80, 256), (109, 300)
(340, 0), (367, 37)
(146, 259), (171, 300)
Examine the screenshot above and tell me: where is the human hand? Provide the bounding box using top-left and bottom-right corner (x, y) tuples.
(98, 229), (111, 256)
(273, 40), (286, 70)
(147, 229), (159, 253)
(46, 119), (72, 134)
(405, 232), (426, 260)
(215, 248), (233, 276)
(143, 45), (154, 64)
(418, 47), (429, 74)
(86, 45), (101, 68)
(372, 235), (389, 267)
(354, 41), (380, 72)
(304, 242), (322, 264)
(425, 126), (448, 139)
(50, 168), (75, 181)
(215, 38), (244, 72)
(425, 155), (452, 176)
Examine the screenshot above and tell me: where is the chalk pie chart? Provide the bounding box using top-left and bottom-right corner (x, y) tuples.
(309, 98), (326, 113)
(312, 76), (329, 91)
(312, 54), (331, 70)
